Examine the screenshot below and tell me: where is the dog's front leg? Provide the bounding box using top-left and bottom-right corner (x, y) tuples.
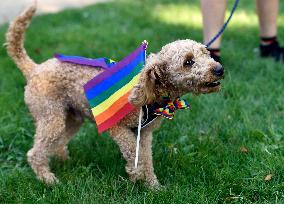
(139, 128), (160, 188)
(110, 126), (145, 182)
(110, 126), (160, 188)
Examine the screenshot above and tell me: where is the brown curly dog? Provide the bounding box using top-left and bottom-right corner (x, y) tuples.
(6, 5), (224, 188)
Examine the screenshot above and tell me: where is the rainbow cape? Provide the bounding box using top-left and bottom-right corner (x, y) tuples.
(83, 42), (147, 132)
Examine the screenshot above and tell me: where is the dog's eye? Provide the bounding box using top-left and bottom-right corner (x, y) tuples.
(184, 59), (195, 67)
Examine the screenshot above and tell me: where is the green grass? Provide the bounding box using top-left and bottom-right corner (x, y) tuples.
(0, 0), (284, 203)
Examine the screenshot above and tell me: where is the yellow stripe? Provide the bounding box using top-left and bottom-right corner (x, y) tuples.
(91, 74), (140, 116)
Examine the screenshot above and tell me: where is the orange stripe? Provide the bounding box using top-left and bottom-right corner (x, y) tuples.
(97, 102), (135, 133)
(95, 91), (131, 125)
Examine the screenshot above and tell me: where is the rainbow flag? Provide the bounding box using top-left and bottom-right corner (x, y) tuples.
(83, 42), (147, 133)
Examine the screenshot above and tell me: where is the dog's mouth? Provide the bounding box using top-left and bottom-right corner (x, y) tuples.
(197, 79), (222, 93)
(204, 81), (221, 88)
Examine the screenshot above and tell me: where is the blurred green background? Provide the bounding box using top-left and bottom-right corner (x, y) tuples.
(0, 0), (284, 203)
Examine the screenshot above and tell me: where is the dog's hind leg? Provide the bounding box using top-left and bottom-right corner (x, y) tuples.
(53, 119), (83, 161)
(27, 102), (82, 184)
(55, 109), (83, 161)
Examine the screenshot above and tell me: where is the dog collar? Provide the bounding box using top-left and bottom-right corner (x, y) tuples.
(131, 97), (190, 133)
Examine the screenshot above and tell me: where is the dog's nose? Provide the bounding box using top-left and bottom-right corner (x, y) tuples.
(212, 64), (224, 76)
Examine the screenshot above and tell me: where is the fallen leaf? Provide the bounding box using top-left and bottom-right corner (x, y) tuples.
(225, 196), (242, 201)
(240, 146), (249, 153)
(34, 48), (41, 54)
(264, 174), (273, 181)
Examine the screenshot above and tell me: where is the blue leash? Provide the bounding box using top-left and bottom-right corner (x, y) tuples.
(206, 0), (240, 47)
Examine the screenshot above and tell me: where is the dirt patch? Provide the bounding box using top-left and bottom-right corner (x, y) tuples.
(0, 0), (109, 25)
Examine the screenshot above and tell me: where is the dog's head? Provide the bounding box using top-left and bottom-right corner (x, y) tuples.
(130, 39), (224, 106)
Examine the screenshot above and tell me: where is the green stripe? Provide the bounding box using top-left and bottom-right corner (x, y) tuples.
(89, 62), (143, 107)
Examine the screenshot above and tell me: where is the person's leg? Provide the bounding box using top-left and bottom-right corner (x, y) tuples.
(256, 0), (284, 62)
(201, 0), (227, 62)
(256, 0), (278, 40)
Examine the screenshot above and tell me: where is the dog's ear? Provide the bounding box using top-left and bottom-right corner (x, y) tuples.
(129, 54), (167, 107)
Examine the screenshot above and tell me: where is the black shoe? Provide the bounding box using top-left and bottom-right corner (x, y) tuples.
(260, 41), (284, 63)
(207, 48), (221, 63)
(210, 53), (221, 63)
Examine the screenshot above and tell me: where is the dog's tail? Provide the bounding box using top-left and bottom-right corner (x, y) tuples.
(5, 4), (37, 79)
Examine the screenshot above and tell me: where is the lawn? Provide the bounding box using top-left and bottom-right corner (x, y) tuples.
(0, 0), (284, 203)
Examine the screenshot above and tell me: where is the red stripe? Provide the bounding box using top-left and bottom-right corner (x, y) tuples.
(95, 91), (131, 125)
(97, 103), (136, 133)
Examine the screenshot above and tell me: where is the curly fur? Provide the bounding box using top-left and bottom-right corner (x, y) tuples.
(6, 5), (224, 188)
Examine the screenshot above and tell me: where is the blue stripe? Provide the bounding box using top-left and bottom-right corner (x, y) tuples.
(85, 51), (145, 100)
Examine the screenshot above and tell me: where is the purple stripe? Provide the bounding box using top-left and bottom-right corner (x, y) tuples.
(54, 54), (110, 69)
(83, 43), (147, 91)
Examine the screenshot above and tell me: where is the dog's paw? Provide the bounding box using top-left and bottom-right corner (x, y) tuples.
(126, 166), (145, 182)
(146, 178), (162, 190)
(39, 172), (59, 185)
